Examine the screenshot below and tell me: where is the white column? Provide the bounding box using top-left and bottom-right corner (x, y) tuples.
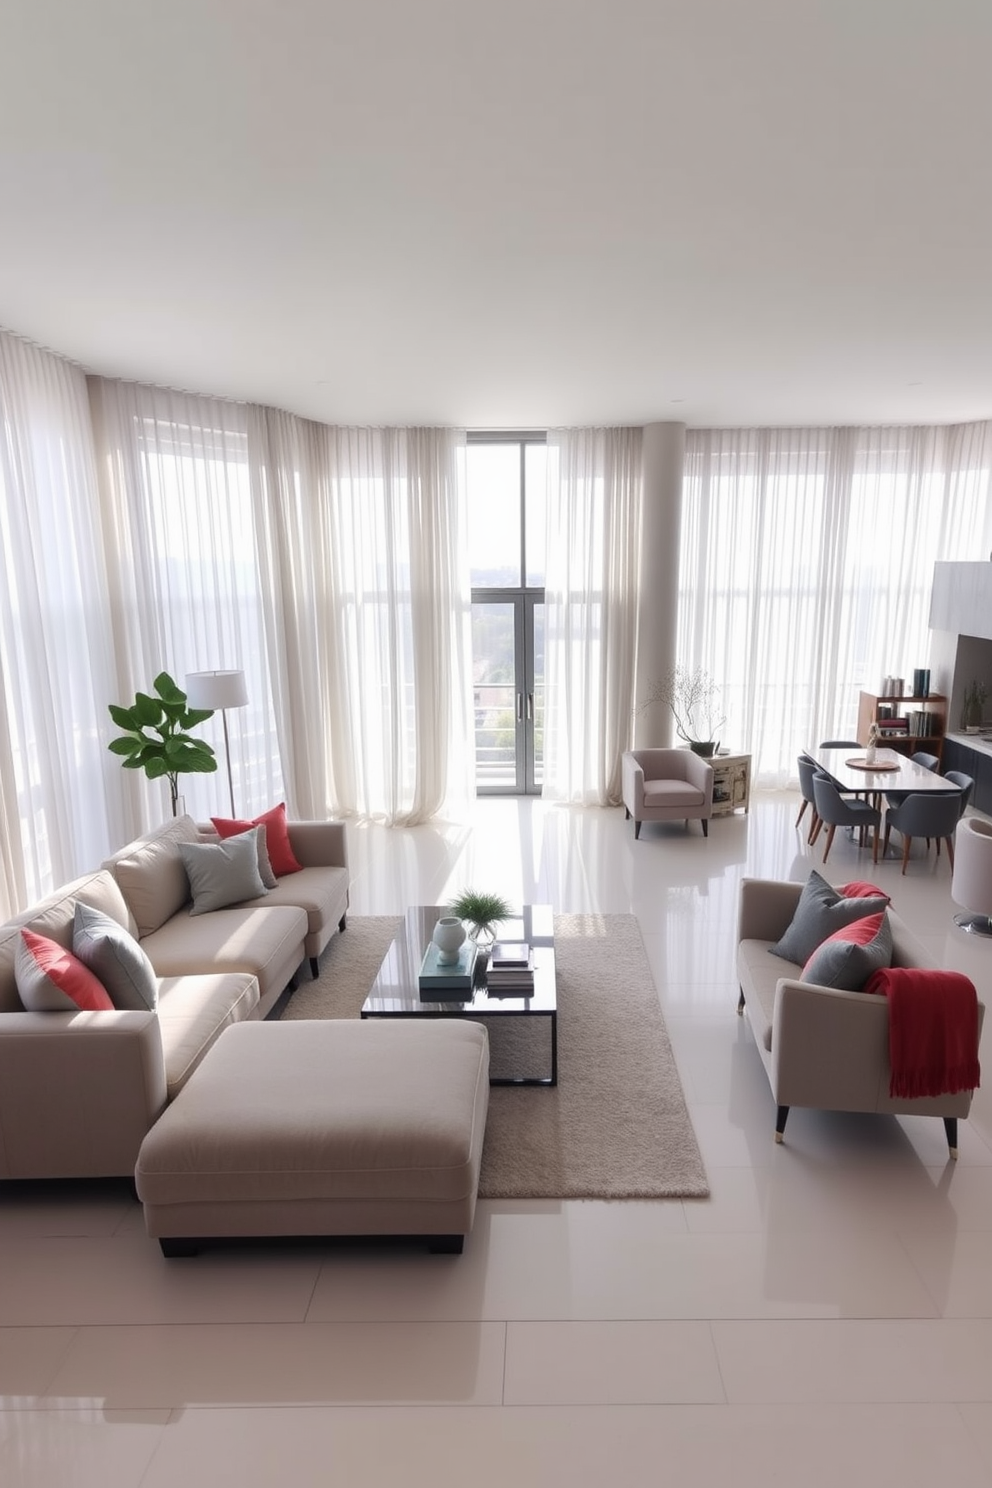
(635, 423), (685, 747)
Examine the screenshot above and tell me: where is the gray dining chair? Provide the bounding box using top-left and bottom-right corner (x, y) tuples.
(910, 751), (940, 772)
(795, 755), (820, 840)
(882, 791), (963, 874)
(811, 772), (881, 864)
(944, 770), (975, 820)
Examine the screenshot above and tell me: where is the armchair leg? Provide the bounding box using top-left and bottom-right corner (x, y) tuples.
(625, 806), (630, 819)
(701, 819), (709, 837)
(737, 988), (745, 1015)
(943, 1116), (959, 1159)
(634, 820), (642, 840)
(775, 1105), (790, 1144)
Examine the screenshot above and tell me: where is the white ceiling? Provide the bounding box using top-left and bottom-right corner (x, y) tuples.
(3, 0), (992, 429)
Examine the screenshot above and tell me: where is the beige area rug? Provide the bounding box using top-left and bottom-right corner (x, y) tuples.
(280, 913), (709, 1200)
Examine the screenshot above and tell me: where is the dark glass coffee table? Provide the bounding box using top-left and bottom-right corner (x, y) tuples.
(360, 905), (557, 1086)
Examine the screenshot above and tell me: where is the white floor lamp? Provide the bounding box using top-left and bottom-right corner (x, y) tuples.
(184, 669), (249, 817)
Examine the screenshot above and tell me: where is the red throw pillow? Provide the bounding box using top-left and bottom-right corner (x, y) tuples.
(17, 929), (115, 1012)
(211, 802), (303, 877)
(841, 880), (891, 903)
(801, 911), (892, 991)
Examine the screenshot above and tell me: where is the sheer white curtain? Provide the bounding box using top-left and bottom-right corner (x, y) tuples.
(88, 379), (285, 833)
(680, 424), (992, 784)
(542, 427), (642, 805)
(248, 409), (473, 825)
(0, 332), (120, 918)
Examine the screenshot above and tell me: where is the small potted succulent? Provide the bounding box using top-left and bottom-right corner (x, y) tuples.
(448, 889), (513, 953)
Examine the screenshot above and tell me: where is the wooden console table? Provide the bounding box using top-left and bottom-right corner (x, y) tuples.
(711, 752), (751, 815)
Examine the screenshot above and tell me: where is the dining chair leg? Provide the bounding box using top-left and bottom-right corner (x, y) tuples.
(882, 823), (892, 858)
(872, 824), (879, 865)
(822, 823), (837, 863)
(809, 815), (823, 846)
(902, 835), (912, 875)
(946, 836), (955, 871)
(796, 800), (808, 828)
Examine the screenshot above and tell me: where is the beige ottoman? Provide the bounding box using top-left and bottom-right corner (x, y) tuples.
(135, 1018), (489, 1256)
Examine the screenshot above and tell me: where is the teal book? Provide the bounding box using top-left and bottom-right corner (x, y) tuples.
(419, 940), (478, 990)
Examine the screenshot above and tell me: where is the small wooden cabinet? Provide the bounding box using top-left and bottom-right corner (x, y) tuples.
(857, 691), (947, 762)
(711, 752), (751, 815)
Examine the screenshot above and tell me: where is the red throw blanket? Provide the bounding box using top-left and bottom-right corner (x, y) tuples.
(864, 967), (981, 1099)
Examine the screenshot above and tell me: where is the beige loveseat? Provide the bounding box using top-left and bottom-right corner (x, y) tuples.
(0, 815), (350, 1179)
(736, 877), (985, 1157)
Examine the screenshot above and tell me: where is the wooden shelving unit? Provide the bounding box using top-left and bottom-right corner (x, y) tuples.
(856, 691), (947, 762)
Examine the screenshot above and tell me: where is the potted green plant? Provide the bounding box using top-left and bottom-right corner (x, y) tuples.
(640, 665), (727, 756)
(108, 671), (218, 814)
(962, 680), (989, 733)
(448, 889), (513, 950)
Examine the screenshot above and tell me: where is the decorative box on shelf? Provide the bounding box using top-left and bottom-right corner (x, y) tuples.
(418, 940), (478, 1000)
(710, 752), (751, 815)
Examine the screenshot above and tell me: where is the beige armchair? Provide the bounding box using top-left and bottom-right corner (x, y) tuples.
(736, 877), (984, 1156)
(621, 748), (714, 839)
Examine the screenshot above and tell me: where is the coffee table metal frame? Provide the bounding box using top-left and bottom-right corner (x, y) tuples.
(360, 905), (558, 1087)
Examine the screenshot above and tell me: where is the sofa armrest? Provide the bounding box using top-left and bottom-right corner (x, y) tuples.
(621, 752), (645, 813)
(287, 821), (348, 871)
(771, 979), (891, 1111)
(0, 1010), (167, 1179)
(737, 878), (805, 945)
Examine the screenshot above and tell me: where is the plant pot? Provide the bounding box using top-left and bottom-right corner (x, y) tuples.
(689, 740), (718, 758)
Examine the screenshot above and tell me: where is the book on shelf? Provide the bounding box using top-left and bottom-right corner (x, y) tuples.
(419, 940), (478, 995)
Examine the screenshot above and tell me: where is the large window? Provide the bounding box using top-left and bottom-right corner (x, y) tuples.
(466, 436), (546, 793)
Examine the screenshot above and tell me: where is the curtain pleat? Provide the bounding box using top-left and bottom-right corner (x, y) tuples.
(248, 410), (473, 825)
(542, 427), (643, 805)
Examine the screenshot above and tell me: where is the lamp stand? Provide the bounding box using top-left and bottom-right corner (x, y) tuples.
(220, 708), (236, 817)
(954, 912), (992, 936)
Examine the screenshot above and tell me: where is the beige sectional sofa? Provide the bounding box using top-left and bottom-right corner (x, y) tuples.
(0, 814), (350, 1179)
(736, 876), (985, 1156)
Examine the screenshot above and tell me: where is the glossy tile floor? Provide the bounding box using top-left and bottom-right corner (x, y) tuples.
(5, 791), (992, 1486)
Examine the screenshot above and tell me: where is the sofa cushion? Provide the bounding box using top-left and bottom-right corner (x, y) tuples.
(801, 911), (893, 991)
(208, 820), (277, 888)
(72, 902), (158, 1012)
(156, 972), (260, 1099)
(0, 870), (134, 1013)
(840, 880), (891, 902)
(108, 815), (200, 937)
(139, 903), (307, 1002)
(769, 870), (889, 966)
(15, 929), (115, 1012)
(211, 803), (303, 877)
(178, 832), (269, 915)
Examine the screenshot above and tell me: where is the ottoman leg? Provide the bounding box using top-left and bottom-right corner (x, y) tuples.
(160, 1238), (201, 1258)
(428, 1234), (464, 1255)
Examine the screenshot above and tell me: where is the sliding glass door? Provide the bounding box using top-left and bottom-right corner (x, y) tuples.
(467, 437), (546, 795)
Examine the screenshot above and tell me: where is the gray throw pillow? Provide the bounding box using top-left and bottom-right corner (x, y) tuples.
(178, 832), (269, 915)
(801, 910), (893, 991)
(72, 901), (159, 1011)
(769, 870), (889, 966)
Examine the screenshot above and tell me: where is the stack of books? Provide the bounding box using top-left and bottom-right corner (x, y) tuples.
(486, 941), (535, 994)
(877, 716), (909, 737)
(418, 940), (478, 1000)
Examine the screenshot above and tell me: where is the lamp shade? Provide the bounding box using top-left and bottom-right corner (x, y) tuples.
(184, 669), (249, 710)
(951, 817), (992, 934)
